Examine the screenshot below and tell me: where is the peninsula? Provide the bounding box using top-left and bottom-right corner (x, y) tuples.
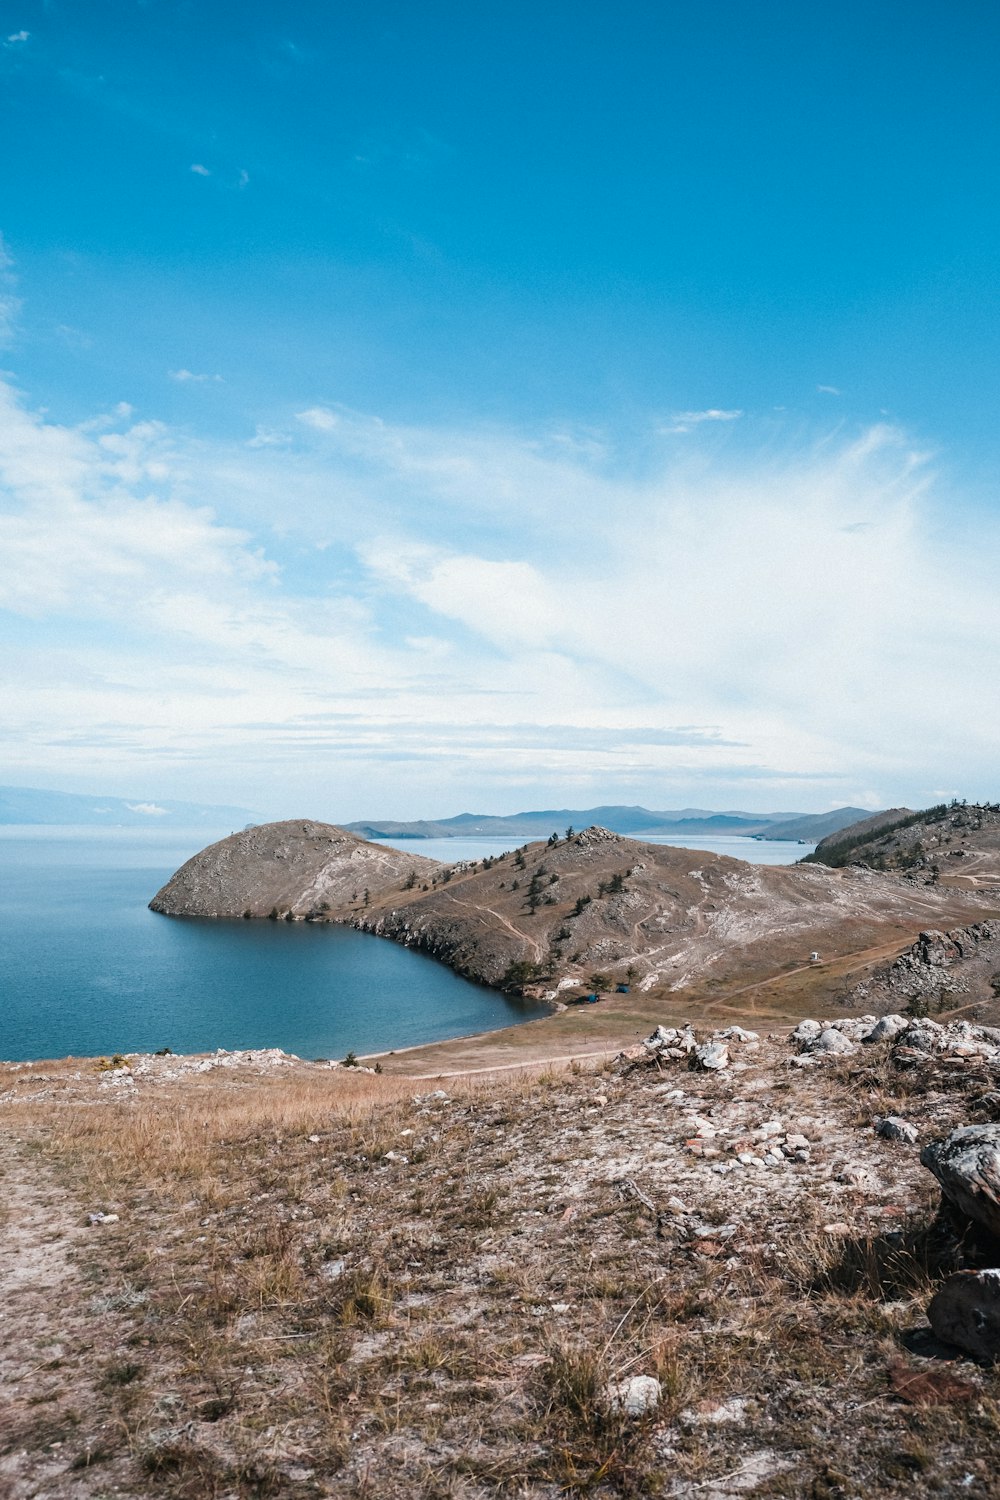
(151, 811), (1000, 1040)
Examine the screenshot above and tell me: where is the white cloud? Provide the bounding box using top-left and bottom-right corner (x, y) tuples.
(5, 30), (29, 44)
(662, 408), (743, 435)
(190, 163), (211, 177)
(238, 169), (250, 189)
(126, 801), (168, 816)
(817, 384), (842, 396)
(296, 406), (339, 431)
(1, 374), (998, 815)
(0, 232), (21, 346)
(168, 368), (223, 384)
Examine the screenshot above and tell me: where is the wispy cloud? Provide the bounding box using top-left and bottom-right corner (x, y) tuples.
(168, 368), (223, 384)
(662, 408), (743, 434)
(0, 232), (21, 345)
(5, 30), (29, 45)
(189, 163), (211, 177)
(1, 374), (997, 814)
(817, 384), (842, 396)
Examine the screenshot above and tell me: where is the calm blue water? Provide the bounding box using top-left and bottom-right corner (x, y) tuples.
(0, 828), (546, 1063)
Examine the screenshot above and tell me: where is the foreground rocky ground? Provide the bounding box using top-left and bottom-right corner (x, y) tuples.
(3, 1018), (1000, 1498)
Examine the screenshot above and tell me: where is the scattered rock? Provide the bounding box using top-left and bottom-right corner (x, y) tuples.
(810, 1028), (856, 1056)
(927, 1270), (1000, 1362)
(877, 1116), (919, 1145)
(681, 1395), (749, 1426)
(836, 1165), (881, 1191)
(606, 1374), (662, 1418)
(920, 1125), (1000, 1239)
(862, 1014), (910, 1043)
(693, 1041), (729, 1071)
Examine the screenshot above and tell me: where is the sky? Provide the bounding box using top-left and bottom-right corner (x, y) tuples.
(1, 0), (998, 822)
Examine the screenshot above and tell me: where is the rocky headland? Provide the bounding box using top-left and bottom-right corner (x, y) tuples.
(151, 820), (1000, 1019)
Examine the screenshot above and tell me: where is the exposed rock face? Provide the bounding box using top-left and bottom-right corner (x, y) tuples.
(151, 820), (1000, 995)
(920, 1125), (1000, 1240)
(149, 821), (439, 920)
(850, 922), (1000, 1022)
(928, 1271), (1000, 1362)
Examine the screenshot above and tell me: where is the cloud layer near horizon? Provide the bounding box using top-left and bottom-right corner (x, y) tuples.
(1, 375), (997, 818)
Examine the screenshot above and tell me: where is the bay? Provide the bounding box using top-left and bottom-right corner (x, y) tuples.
(0, 827), (546, 1064)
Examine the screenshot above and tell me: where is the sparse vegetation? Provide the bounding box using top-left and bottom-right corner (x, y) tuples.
(5, 1033), (1000, 1499)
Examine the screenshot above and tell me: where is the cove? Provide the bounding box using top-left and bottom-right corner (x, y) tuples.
(0, 829), (548, 1063)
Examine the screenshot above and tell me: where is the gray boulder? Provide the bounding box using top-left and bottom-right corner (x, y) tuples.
(693, 1041), (729, 1071)
(811, 1028), (856, 1056)
(877, 1116), (919, 1145)
(921, 1125), (1000, 1239)
(928, 1270), (1000, 1362)
(606, 1375), (662, 1417)
(862, 1014), (909, 1043)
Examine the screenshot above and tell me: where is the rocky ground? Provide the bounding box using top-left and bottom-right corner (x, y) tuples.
(847, 922), (1000, 1025)
(3, 1020), (1000, 1498)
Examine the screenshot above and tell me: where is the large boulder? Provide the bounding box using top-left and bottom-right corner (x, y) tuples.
(920, 1125), (1000, 1239)
(928, 1270), (1000, 1362)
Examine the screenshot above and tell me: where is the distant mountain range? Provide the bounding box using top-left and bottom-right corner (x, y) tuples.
(0, 784), (257, 828)
(345, 804), (877, 843)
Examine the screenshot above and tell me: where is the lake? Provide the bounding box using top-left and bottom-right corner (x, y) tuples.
(0, 825), (813, 1064)
(376, 833), (816, 865)
(0, 827), (547, 1064)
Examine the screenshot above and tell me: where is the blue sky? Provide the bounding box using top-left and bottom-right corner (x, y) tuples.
(1, 0), (998, 820)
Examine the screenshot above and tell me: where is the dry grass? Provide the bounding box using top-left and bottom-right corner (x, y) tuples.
(4, 1046), (1000, 1497)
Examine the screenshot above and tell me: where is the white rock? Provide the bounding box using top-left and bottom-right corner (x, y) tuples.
(836, 1165), (881, 1191)
(681, 1395), (749, 1427)
(694, 1041), (730, 1071)
(791, 1020), (821, 1043)
(862, 1014), (909, 1043)
(716, 1026), (759, 1043)
(877, 1116), (919, 1145)
(810, 1028), (856, 1055)
(607, 1375), (662, 1418)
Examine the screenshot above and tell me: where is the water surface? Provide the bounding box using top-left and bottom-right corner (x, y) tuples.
(376, 833), (815, 865)
(0, 827), (546, 1063)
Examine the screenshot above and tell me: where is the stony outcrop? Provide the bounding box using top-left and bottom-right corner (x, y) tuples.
(928, 1271), (1000, 1362)
(920, 1125), (1000, 1240)
(849, 921), (1000, 1022)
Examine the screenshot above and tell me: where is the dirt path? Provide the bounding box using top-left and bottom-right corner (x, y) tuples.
(444, 893), (545, 962)
(0, 1131), (136, 1496)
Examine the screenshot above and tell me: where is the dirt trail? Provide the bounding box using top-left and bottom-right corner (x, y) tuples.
(0, 1133), (135, 1496)
(443, 893), (545, 962)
